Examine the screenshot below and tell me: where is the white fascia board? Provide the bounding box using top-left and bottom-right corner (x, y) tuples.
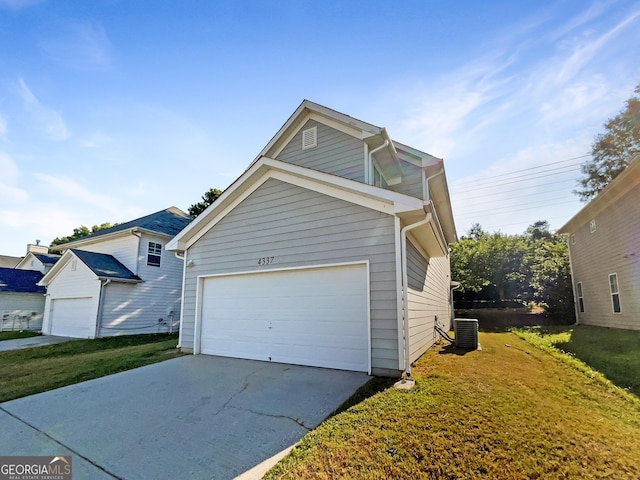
(393, 140), (443, 168)
(166, 159), (271, 251)
(15, 253), (38, 270)
(558, 157), (640, 234)
(268, 111), (376, 160)
(171, 157), (426, 251)
(257, 100), (383, 160)
(38, 250), (77, 286)
(50, 228), (136, 253)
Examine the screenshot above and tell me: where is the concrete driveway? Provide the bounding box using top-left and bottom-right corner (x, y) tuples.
(0, 355), (370, 480)
(0, 335), (74, 351)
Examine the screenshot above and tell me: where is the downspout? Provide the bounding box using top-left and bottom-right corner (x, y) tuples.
(400, 213), (432, 377)
(424, 168), (444, 201)
(368, 140), (389, 184)
(175, 250), (187, 339)
(95, 278), (111, 338)
(566, 236), (580, 326)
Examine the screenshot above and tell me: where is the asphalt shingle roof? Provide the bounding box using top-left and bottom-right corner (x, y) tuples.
(71, 207), (192, 242)
(32, 253), (61, 265)
(71, 249), (141, 281)
(0, 267), (45, 294)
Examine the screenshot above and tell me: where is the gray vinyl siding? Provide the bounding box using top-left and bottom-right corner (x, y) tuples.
(386, 160), (423, 199)
(0, 293), (45, 331)
(569, 186), (640, 330)
(406, 240), (451, 363)
(98, 233), (183, 336)
(275, 120), (365, 182)
(182, 178), (399, 371)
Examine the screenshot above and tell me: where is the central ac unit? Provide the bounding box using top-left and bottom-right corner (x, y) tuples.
(454, 318), (478, 349)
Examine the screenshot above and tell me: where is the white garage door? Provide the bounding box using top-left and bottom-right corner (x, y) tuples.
(199, 263), (369, 372)
(50, 297), (95, 338)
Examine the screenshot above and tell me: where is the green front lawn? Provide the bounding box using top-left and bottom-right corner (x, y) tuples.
(265, 331), (640, 479)
(0, 333), (182, 403)
(0, 330), (40, 341)
(513, 324), (640, 396)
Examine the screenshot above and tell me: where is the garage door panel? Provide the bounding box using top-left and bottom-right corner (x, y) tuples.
(50, 297), (94, 338)
(200, 264), (369, 372)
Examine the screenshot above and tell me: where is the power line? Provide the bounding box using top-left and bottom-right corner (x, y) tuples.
(453, 154), (589, 187)
(456, 199), (579, 219)
(455, 177), (577, 200)
(456, 194), (576, 218)
(455, 166), (582, 192)
(453, 185), (576, 207)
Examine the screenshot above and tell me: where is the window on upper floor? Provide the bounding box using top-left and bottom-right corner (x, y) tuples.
(609, 273), (621, 313)
(147, 242), (162, 267)
(576, 282), (584, 313)
(302, 126), (317, 150)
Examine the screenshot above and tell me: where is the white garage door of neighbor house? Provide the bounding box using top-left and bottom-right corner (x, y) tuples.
(50, 297), (94, 338)
(199, 263), (370, 372)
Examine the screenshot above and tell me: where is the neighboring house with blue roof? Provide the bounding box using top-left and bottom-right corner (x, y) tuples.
(39, 207), (192, 338)
(16, 243), (61, 274)
(0, 267), (45, 331)
(0, 255), (22, 269)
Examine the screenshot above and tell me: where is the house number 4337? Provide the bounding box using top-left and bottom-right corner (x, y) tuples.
(258, 256), (275, 266)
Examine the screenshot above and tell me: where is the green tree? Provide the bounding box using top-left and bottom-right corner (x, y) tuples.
(523, 222), (574, 319)
(451, 221), (574, 320)
(188, 188), (222, 217)
(450, 226), (530, 301)
(575, 83), (640, 201)
(50, 222), (118, 247)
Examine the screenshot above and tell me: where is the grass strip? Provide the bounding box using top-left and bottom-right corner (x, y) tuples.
(265, 332), (640, 479)
(0, 333), (181, 403)
(0, 331), (40, 341)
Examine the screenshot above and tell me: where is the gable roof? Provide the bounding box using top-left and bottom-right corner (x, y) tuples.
(559, 155), (640, 234)
(249, 100), (456, 242)
(166, 156), (453, 256)
(0, 255), (22, 268)
(71, 249), (141, 281)
(39, 249), (142, 286)
(51, 207), (192, 251)
(257, 100), (383, 161)
(33, 253), (61, 265)
(0, 267), (45, 294)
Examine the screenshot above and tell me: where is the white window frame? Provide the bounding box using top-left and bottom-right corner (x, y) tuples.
(608, 273), (621, 313)
(589, 219), (596, 233)
(147, 241), (162, 267)
(576, 282), (584, 313)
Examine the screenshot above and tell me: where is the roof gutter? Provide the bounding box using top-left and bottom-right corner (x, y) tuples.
(367, 140), (389, 184)
(400, 213), (432, 377)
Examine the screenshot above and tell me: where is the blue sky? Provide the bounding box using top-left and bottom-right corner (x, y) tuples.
(1, 0), (639, 256)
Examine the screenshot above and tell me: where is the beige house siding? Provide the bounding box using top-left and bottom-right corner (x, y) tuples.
(568, 185), (640, 329)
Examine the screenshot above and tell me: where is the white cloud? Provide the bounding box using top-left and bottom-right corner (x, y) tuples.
(16, 78), (70, 141)
(39, 21), (112, 70)
(0, 152), (28, 202)
(552, 9), (640, 86)
(81, 131), (111, 148)
(34, 173), (120, 213)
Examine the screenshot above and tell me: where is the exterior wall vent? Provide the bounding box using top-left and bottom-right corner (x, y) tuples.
(302, 126), (317, 150)
(454, 318), (478, 349)
(589, 219), (596, 233)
